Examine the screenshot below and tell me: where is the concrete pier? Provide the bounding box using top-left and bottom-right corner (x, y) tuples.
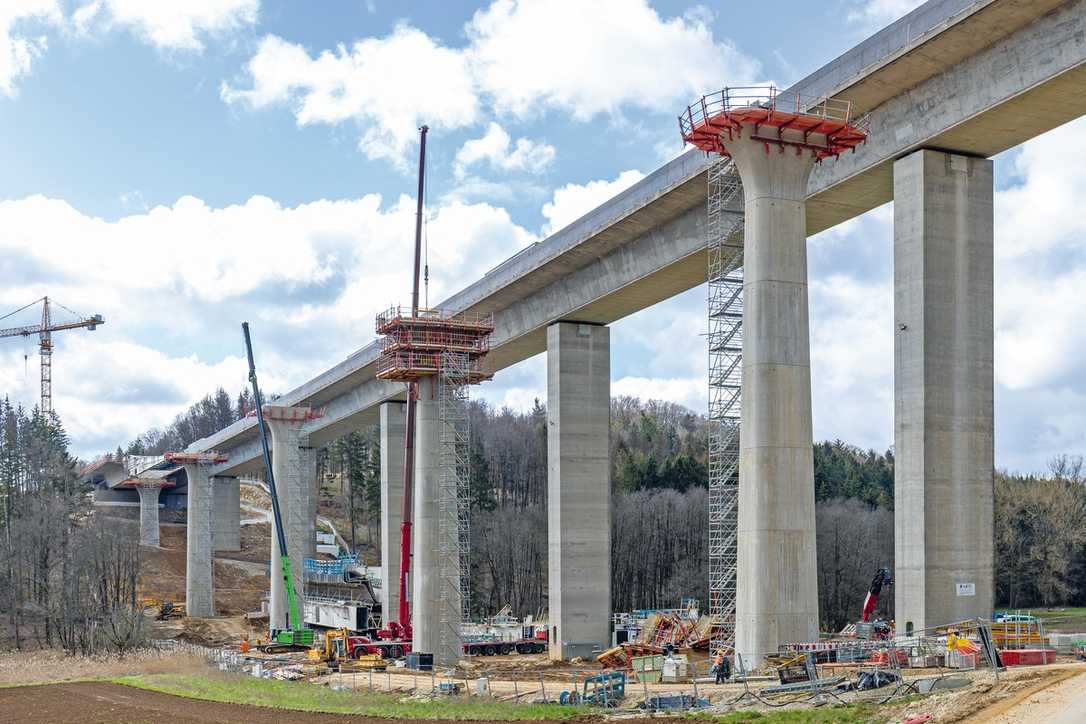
(212, 475), (240, 552)
(893, 149), (994, 634)
(412, 377), (445, 661)
(727, 131), (820, 667)
(265, 407), (317, 631)
(380, 401), (407, 625)
(547, 321), (611, 661)
(135, 482), (163, 547)
(184, 464), (215, 617)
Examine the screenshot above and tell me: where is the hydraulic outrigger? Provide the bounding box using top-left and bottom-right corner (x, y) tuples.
(243, 321), (314, 651)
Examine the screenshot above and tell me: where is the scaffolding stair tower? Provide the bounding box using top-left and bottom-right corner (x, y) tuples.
(706, 157), (745, 655)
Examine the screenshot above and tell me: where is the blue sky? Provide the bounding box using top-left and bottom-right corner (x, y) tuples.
(1, 0), (1084, 474)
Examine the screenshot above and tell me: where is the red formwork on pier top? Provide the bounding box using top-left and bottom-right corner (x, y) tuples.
(679, 87), (870, 160)
(375, 306), (494, 383)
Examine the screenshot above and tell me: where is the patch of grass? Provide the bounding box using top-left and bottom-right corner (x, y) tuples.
(1033, 607), (1086, 633)
(115, 672), (588, 720)
(690, 703), (882, 723)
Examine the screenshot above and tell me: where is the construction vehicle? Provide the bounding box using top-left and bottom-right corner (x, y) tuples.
(243, 322), (314, 653)
(862, 567), (892, 622)
(308, 628), (386, 670)
(386, 125), (429, 648)
(463, 636), (547, 656)
(138, 595), (185, 620)
(0, 296), (104, 414)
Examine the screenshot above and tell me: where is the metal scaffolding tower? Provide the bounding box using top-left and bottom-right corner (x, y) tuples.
(436, 349), (473, 659)
(706, 157), (745, 653)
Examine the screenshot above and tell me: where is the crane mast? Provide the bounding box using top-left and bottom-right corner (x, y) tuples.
(0, 296), (104, 415)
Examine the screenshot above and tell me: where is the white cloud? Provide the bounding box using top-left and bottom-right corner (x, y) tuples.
(224, 0), (763, 168)
(847, 0), (925, 28)
(0, 190), (534, 456)
(467, 0), (760, 120)
(993, 116), (1086, 392)
(809, 273), (893, 450)
(454, 122), (555, 179)
(541, 169), (644, 235)
(0, 1), (60, 97)
(222, 28), (479, 167)
(73, 0), (259, 52)
(613, 376), (704, 412)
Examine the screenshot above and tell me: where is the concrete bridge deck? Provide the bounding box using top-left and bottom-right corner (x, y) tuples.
(190, 0), (1086, 477)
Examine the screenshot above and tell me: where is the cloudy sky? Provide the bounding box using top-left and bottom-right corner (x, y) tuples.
(0, 0), (1081, 474)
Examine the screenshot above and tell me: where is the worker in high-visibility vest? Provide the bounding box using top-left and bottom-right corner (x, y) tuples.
(712, 649), (731, 683)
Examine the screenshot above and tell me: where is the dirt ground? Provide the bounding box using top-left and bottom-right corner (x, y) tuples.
(152, 615), (263, 648)
(0, 681), (638, 724)
(964, 666), (1086, 723)
(141, 521), (270, 617)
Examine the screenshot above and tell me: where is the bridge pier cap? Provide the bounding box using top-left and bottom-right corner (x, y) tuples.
(680, 87), (870, 666)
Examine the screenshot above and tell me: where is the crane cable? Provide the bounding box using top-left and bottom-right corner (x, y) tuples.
(0, 297), (45, 324)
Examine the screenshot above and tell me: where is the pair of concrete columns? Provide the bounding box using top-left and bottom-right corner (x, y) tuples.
(380, 321), (612, 664)
(180, 469), (241, 618)
(182, 409), (315, 625)
(729, 140), (993, 664)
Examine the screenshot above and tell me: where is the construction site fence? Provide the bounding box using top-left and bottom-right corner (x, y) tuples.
(143, 639), (970, 713)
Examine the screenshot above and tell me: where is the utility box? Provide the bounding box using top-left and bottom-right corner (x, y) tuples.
(632, 654), (665, 683)
(406, 652), (433, 671)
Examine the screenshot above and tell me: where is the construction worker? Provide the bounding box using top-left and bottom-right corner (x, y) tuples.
(712, 649), (730, 684)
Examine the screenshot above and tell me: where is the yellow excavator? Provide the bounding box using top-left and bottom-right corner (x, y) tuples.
(307, 628), (386, 671)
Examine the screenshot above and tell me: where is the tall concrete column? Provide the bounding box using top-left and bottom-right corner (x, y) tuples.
(728, 133), (820, 666)
(547, 321), (611, 661)
(380, 401), (407, 625)
(135, 482), (163, 547)
(411, 377), (442, 659)
(212, 475), (241, 552)
(893, 149), (994, 634)
(265, 407), (317, 631)
(184, 463), (215, 617)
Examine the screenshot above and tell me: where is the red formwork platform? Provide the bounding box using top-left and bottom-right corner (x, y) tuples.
(679, 87), (870, 160)
(999, 648), (1058, 666)
(375, 306), (493, 383)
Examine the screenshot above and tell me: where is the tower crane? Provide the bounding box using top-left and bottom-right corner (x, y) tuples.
(0, 297), (104, 415)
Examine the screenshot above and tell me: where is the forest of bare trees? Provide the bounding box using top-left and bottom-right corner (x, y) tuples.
(0, 400), (144, 652)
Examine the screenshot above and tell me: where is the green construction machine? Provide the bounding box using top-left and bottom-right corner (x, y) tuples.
(243, 322), (314, 652)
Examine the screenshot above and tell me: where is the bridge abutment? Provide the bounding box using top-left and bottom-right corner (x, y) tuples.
(547, 321), (611, 661)
(893, 149), (994, 635)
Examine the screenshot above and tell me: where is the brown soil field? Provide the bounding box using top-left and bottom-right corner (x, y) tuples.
(0, 681), (626, 724)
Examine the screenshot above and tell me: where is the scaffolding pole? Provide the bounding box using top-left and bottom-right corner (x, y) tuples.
(707, 157), (744, 654)
(436, 349), (472, 661)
